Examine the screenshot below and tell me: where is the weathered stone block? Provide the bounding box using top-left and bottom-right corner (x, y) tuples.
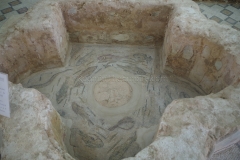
(0, 82), (74, 160)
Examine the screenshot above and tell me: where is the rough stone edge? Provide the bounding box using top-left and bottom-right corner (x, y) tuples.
(0, 1), (69, 83)
(123, 83), (240, 160)
(162, 1), (240, 94)
(123, 1), (240, 159)
(0, 82), (75, 160)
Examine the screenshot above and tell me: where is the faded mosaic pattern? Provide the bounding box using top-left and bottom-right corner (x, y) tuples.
(21, 43), (204, 160)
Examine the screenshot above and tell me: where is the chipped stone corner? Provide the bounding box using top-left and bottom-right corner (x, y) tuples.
(124, 84), (240, 160)
(0, 82), (74, 160)
(0, 1), (69, 83)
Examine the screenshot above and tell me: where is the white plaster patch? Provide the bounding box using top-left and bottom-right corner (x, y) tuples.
(68, 8), (77, 15)
(215, 60), (222, 71)
(171, 43), (182, 55)
(111, 34), (130, 41)
(202, 46), (210, 58)
(182, 45), (193, 60)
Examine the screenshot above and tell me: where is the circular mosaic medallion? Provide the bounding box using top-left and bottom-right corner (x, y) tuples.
(94, 78), (133, 108)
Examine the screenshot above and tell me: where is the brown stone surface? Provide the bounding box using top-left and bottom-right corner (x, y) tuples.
(0, 82), (74, 160)
(124, 84), (240, 160)
(0, 2), (69, 83)
(60, 0), (172, 45)
(163, 1), (240, 94)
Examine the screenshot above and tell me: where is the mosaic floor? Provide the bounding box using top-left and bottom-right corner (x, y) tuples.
(0, 0), (42, 27)
(0, 0), (240, 31)
(209, 130), (240, 160)
(197, 2), (240, 31)
(20, 43), (204, 160)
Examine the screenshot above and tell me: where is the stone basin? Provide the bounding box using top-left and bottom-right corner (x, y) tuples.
(0, 0), (240, 160)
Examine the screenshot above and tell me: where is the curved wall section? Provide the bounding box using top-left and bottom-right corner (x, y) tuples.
(162, 2), (240, 94)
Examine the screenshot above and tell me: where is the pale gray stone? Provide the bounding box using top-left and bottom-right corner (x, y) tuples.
(111, 34), (130, 41)
(182, 45), (194, 60)
(215, 60), (223, 71)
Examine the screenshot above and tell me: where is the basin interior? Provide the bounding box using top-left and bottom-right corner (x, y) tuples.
(0, 0), (240, 159)
(21, 43), (205, 160)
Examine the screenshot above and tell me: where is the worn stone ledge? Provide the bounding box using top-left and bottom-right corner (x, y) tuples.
(124, 83), (240, 160)
(0, 2), (69, 83)
(0, 82), (75, 160)
(60, 0), (172, 44)
(163, 1), (240, 94)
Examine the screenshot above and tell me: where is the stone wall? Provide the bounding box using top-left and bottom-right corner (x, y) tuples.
(162, 2), (240, 94)
(60, 0), (172, 45)
(0, 82), (75, 160)
(0, 2), (69, 83)
(124, 83), (240, 160)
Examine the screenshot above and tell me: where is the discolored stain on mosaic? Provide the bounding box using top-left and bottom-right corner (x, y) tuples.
(70, 128), (104, 148)
(117, 64), (147, 75)
(109, 117), (135, 131)
(133, 53), (152, 63)
(179, 91), (190, 98)
(57, 109), (66, 117)
(109, 133), (137, 160)
(94, 78), (133, 108)
(76, 51), (95, 66)
(80, 131), (104, 148)
(56, 78), (70, 104)
(74, 66), (97, 84)
(29, 69), (71, 88)
(97, 54), (132, 63)
(72, 102), (90, 119)
(21, 44), (203, 160)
